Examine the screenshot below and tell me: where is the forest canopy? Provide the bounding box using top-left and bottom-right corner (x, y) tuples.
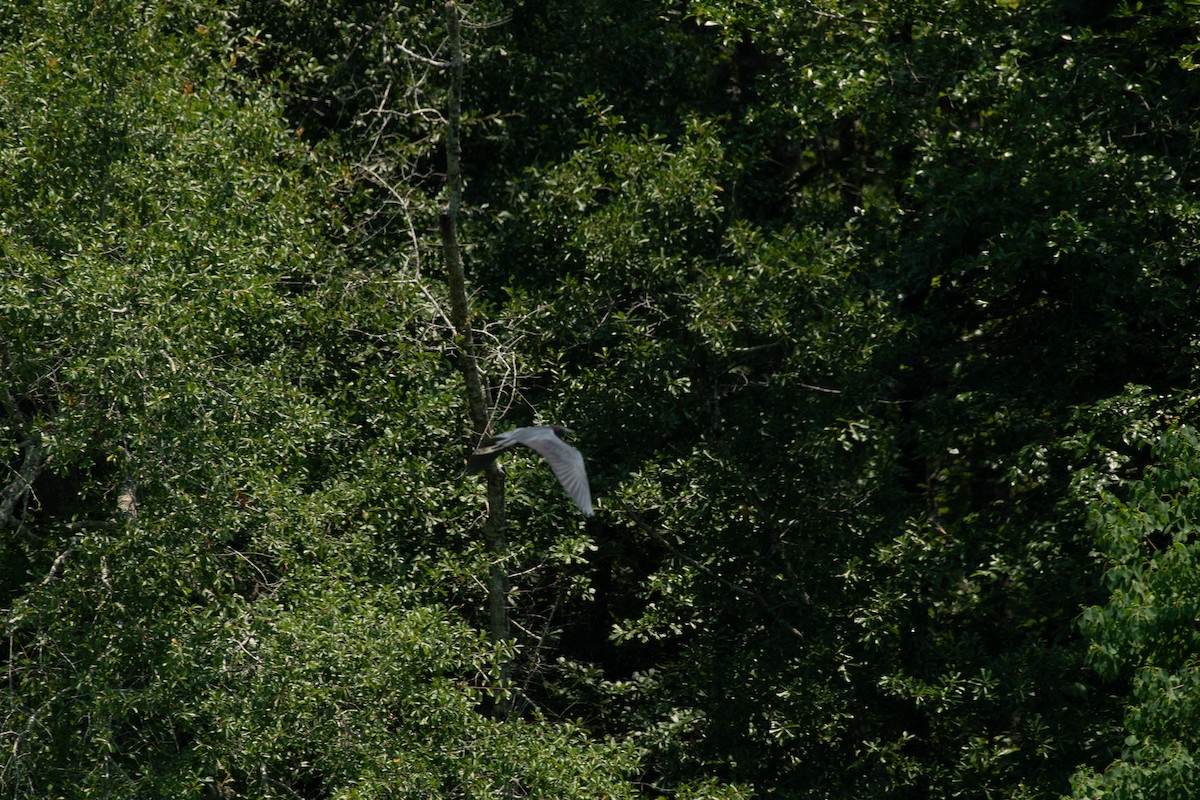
(3, 0), (1200, 797)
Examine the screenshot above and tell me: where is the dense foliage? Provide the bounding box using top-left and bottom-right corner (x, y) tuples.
(3, 0), (1199, 797)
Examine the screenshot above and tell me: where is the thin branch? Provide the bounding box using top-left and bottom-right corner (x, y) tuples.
(63, 520), (114, 532)
(1, 440), (48, 529)
(1, 700), (50, 789)
(806, 3), (881, 26)
(39, 534), (84, 586)
(396, 40), (451, 68)
(358, 162), (455, 331)
(797, 381), (843, 395)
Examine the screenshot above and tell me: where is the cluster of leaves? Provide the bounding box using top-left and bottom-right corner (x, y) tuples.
(1072, 425), (1200, 799)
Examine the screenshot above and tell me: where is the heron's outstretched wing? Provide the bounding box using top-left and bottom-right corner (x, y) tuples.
(466, 426), (594, 515)
(516, 428), (593, 516)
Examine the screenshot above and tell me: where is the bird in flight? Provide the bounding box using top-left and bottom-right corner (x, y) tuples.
(467, 425), (593, 516)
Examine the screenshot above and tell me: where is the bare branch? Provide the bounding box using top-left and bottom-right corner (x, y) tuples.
(39, 534), (84, 586)
(1, 440), (48, 529)
(395, 40), (451, 68)
(439, 1), (513, 714)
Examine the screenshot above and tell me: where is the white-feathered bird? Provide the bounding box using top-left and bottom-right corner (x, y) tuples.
(466, 425), (593, 516)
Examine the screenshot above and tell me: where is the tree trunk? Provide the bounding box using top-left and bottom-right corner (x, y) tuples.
(438, 0), (512, 715)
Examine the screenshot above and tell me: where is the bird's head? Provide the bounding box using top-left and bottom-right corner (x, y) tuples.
(550, 425), (574, 439)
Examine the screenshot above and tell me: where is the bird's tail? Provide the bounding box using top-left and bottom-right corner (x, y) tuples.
(464, 433), (514, 474)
